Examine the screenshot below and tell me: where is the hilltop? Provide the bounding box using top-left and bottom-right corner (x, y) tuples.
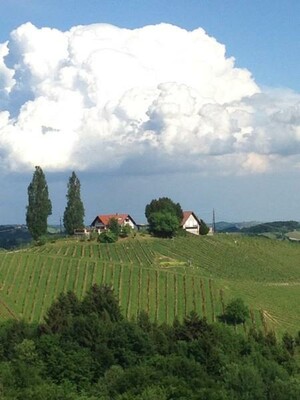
(0, 233), (299, 335)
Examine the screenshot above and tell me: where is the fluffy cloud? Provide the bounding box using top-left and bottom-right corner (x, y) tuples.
(0, 22), (300, 174)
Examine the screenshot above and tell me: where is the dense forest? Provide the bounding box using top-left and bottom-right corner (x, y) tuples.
(0, 284), (299, 399)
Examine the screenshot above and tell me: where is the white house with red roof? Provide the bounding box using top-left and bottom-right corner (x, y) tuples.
(181, 211), (201, 235)
(90, 213), (137, 232)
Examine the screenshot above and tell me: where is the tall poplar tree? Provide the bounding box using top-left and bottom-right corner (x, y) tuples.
(26, 166), (52, 240)
(63, 171), (85, 235)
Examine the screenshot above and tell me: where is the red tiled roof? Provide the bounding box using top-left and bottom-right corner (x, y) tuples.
(181, 211), (201, 226)
(91, 213), (137, 227)
(97, 214), (129, 226)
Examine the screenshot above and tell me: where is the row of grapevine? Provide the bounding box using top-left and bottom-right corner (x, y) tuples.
(0, 241), (278, 335)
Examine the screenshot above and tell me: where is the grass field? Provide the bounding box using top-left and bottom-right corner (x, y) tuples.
(0, 233), (299, 335)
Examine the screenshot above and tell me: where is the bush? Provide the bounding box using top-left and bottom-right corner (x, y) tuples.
(35, 236), (48, 246)
(88, 231), (99, 241)
(220, 298), (249, 325)
(200, 219), (210, 235)
(98, 231), (118, 243)
(108, 218), (121, 237)
(120, 224), (133, 238)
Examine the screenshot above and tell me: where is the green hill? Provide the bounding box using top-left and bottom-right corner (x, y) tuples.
(0, 225), (31, 249)
(241, 220), (300, 235)
(0, 234), (299, 335)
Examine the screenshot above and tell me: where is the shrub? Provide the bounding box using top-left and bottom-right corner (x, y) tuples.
(98, 231), (118, 243)
(120, 224), (133, 238)
(200, 219), (210, 235)
(108, 218), (121, 237)
(35, 236), (48, 246)
(220, 298), (249, 325)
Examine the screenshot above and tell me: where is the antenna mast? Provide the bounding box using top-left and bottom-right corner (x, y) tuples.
(212, 209), (216, 234)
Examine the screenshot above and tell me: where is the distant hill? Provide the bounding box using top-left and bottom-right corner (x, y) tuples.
(215, 220), (300, 238)
(0, 225), (31, 249)
(241, 220), (300, 235)
(215, 221), (261, 232)
(0, 224), (63, 249)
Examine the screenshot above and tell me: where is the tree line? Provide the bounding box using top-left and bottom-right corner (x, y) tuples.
(0, 284), (299, 399)
(25, 166), (209, 241)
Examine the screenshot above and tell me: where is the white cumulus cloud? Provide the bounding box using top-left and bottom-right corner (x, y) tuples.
(0, 22), (300, 174)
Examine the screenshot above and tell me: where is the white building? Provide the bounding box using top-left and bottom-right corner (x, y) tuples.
(181, 211), (201, 235)
(90, 213), (137, 232)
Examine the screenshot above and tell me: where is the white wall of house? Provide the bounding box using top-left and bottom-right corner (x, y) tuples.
(123, 217), (136, 230)
(92, 220), (105, 230)
(183, 214), (200, 235)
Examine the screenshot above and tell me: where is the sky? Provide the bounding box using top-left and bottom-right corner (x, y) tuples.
(0, 0), (300, 225)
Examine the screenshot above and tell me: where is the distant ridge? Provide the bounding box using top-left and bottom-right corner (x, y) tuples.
(215, 221), (261, 232)
(241, 220), (300, 234)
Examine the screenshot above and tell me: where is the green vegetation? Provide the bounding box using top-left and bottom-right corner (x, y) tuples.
(0, 284), (299, 399)
(0, 234), (299, 336)
(98, 218), (133, 243)
(145, 197), (183, 237)
(0, 226), (31, 249)
(241, 220), (300, 235)
(63, 171), (85, 235)
(108, 217), (121, 236)
(26, 166), (52, 240)
(98, 230), (118, 243)
(200, 219), (209, 235)
(221, 298), (250, 325)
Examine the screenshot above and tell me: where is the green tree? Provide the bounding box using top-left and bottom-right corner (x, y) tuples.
(145, 197), (183, 221)
(26, 166), (52, 240)
(108, 218), (121, 237)
(148, 212), (180, 238)
(145, 197), (183, 238)
(63, 172), (85, 235)
(12, 339), (43, 389)
(221, 298), (249, 325)
(282, 332), (296, 355)
(80, 284), (123, 322)
(43, 291), (80, 334)
(200, 219), (210, 235)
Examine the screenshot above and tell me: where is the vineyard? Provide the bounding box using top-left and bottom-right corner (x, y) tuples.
(0, 234), (299, 335)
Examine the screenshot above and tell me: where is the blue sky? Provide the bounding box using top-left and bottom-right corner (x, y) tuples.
(2, 0), (299, 90)
(0, 0), (300, 225)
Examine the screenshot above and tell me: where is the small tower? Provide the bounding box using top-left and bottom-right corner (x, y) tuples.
(212, 209), (216, 234)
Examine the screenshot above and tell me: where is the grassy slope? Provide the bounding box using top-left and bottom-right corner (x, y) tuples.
(0, 234), (299, 335)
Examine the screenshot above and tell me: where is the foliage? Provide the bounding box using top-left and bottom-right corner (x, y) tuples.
(63, 172), (85, 235)
(241, 220), (300, 234)
(145, 197), (183, 221)
(0, 234), (300, 334)
(35, 235), (48, 246)
(147, 211), (180, 238)
(107, 218), (121, 237)
(98, 231), (118, 243)
(0, 286), (298, 398)
(221, 298), (250, 325)
(120, 224), (133, 238)
(200, 219), (210, 235)
(145, 197), (183, 237)
(282, 332), (296, 355)
(26, 166), (52, 240)
(80, 284), (123, 322)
